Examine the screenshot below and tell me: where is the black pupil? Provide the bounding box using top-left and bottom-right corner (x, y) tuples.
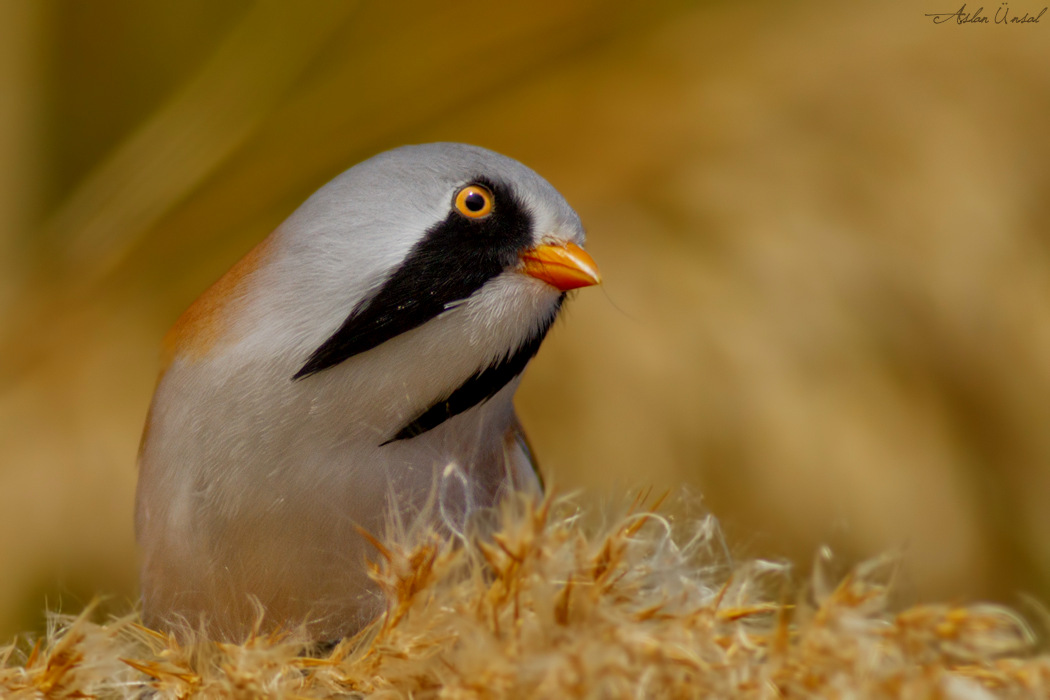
(464, 191), (486, 212)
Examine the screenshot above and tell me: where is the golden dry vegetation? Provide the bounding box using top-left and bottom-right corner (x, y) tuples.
(3, 493), (1049, 698)
(2, 0), (1050, 651)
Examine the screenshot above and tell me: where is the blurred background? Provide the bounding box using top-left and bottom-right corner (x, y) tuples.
(2, 0), (1050, 639)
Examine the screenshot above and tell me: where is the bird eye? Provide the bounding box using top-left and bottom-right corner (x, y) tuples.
(454, 184), (494, 219)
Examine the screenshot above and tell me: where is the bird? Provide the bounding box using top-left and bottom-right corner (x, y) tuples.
(134, 142), (601, 641)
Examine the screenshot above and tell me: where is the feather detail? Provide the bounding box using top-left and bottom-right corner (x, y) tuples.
(383, 296), (562, 444)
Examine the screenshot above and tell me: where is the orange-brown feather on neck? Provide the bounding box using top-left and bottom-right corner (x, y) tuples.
(159, 236), (274, 373)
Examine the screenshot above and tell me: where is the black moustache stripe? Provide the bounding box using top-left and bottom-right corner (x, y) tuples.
(383, 295), (563, 444)
(293, 177), (533, 380)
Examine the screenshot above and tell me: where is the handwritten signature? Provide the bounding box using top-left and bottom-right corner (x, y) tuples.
(926, 2), (1047, 23)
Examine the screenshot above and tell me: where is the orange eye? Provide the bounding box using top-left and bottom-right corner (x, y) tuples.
(454, 184), (493, 219)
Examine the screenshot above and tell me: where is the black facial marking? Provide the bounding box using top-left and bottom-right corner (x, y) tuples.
(383, 295), (563, 444)
(293, 177), (534, 380)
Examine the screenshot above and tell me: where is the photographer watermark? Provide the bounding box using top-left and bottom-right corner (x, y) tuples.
(925, 2), (1046, 23)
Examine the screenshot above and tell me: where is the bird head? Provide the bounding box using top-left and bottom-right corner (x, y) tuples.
(164, 143), (600, 445)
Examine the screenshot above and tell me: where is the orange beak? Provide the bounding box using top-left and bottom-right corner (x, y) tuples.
(519, 241), (601, 291)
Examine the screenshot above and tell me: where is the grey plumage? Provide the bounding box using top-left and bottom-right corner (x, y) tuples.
(135, 143), (598, 640)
